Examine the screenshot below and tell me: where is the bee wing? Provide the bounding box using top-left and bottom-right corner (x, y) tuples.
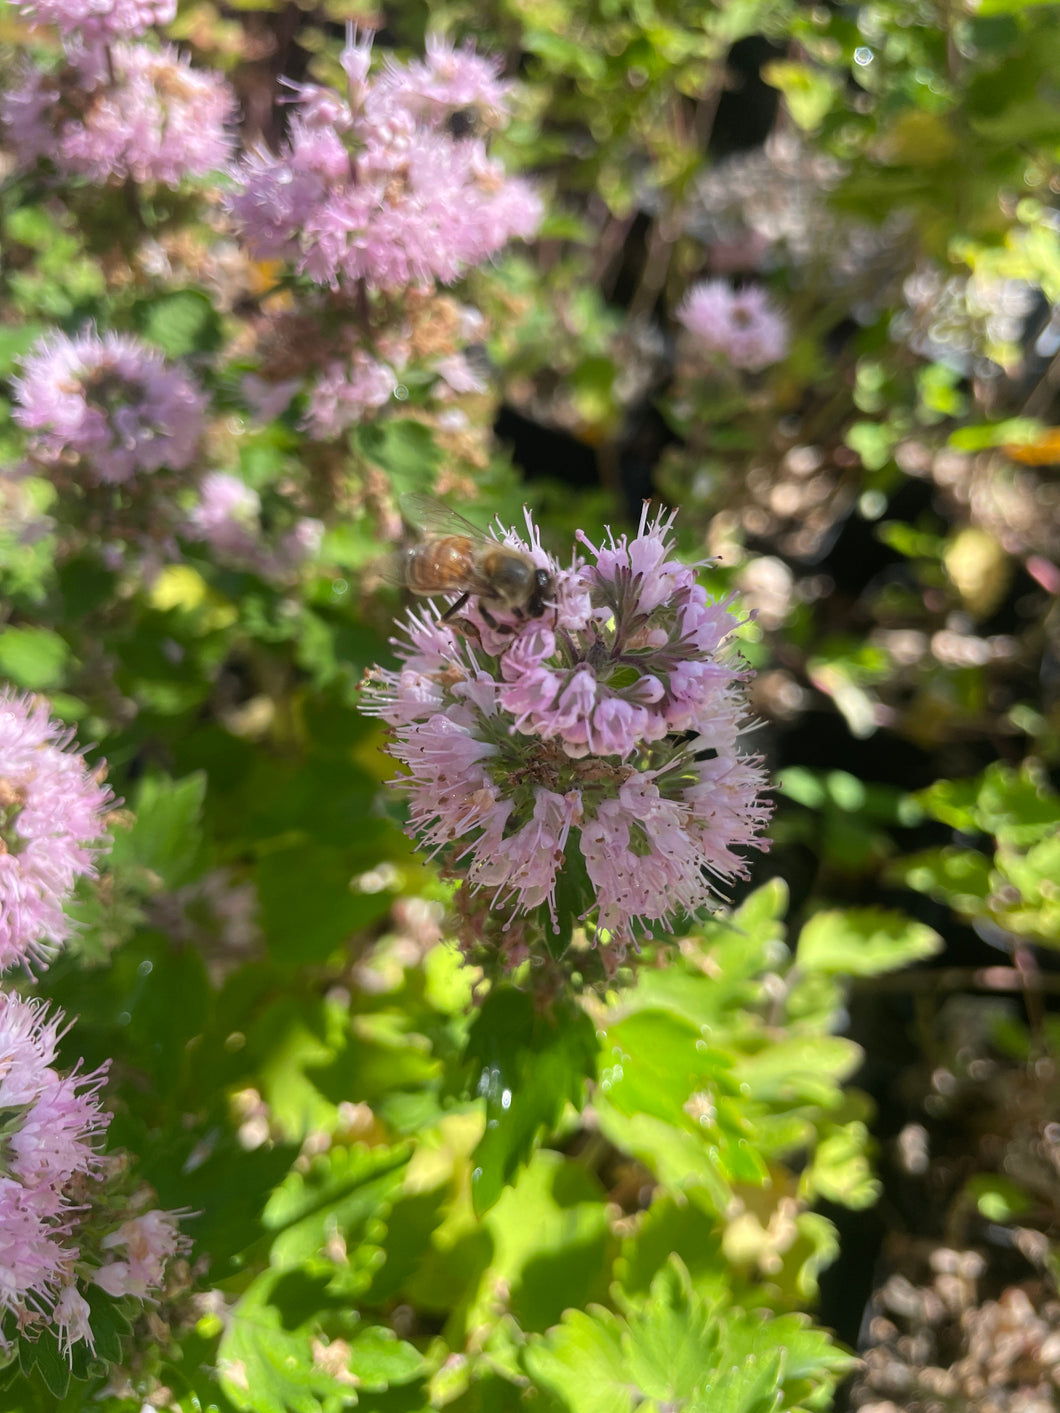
(399, 491), (493, 544)
(375, 546), (416, 588)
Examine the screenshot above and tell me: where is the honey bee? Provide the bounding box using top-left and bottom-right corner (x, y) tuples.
(393, 493), (553, 629)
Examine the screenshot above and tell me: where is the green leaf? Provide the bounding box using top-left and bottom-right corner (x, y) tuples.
(133, 288), (223, 358)
(889, 848), (993, 915)
(0, 627), (70, 690)
(464, 988), (596, 1214)
(0, 321), (50, 376)
(964, 1174), (1034, 1222)
(109, 771), (206, 890)
(356, 420), (440, 498)
(482, 1151), (613, 1334)
(524, 1307), (634, 1413)
(623, 1261), (719, 1404)
(346, 1324), (425, 1391)
(524, 30), (608, 80)
(257, 845), (393, 968)
(218, 1269), (368, 1413)
(264, 1143), (409, 1271)
(796, 909), (942, 976)
(762, 60), (840, 130)
(803, 1121), (880, 1208)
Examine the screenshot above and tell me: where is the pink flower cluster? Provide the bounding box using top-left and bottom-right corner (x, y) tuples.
(94, 1209), (190, 1298)
(183, 471), (323, 580)
(13, 328), (206, 486)
(361, 508), (772, 948)
(13, 0), (175, 38)
(677, 280), (789, 371)
(1, 41), (235, 186)
(0, 992), (109, 1359)
(305, 353), (400, 440)
(0, 691), (114, 973)
(227, 30), (542, 293)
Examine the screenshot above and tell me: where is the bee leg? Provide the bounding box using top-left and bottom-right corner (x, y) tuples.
(455, 616), (482, 646)
(441, 593), (471, 623)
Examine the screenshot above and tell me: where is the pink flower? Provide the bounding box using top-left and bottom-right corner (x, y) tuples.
(227, 30), (541, 295)
(13, 329), (206, 486)
(2, 42), (236, 187)
(0, 691), (114, 973)
(54, 1286), (94, 1360)
(677, 280), (789, 371)
(185, 472), (261, 560)
(15, 0), (174, 38)
(361, 506), (771, 950)
(94, 1209), (189, 1298)
(0, 993), (110, 1358)
(374, 34), (513, 129)
(304, 354), (398, 439)
(182, 473), (323, 582)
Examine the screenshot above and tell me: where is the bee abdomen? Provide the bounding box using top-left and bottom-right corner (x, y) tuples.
(406, 536), (476, 594)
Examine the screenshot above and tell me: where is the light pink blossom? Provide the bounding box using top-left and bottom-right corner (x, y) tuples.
(183, 473), (322, 581)
(14, 0), (174, 38)
(0, 993), (109, 1358)
(362, 507), (771, 949)
(677, 280), (789, 371)
(2, 42), (235, 187)
(0, 691), (114, 973)
(228, 30), (541, 295)
(13, 329), (205, 486)
(94, 1209), (190, 1298)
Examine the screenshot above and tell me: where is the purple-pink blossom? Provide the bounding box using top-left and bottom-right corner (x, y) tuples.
(182, 472), (323, 581)
(677, 280), (789, 371)
(13, 328), (206, 486)
(304, 353), (399, 439)
(0, 992), (109, 1359)
(227, 30), (542, 294)
(13, 0), (175, 38)
(361, 507), (771, 951)
(0, 691), (114, 973)
(2, 41), (236, 186)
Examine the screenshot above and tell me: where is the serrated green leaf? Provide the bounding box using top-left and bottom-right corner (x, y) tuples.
(796, 909), (941, 976)
(464, 988), (596, 1215)
(524, 1307), (634, 1413)
(624, 1261), (719, 1403)
(218, 1269), (364, 1413)
(264, 1143), (409, 1271)
(346, 1324), (425, 1390)
(109, 771), (206, 889)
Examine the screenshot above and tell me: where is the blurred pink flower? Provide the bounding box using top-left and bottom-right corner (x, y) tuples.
(0, 993), (109, 1359)
(0, 691), (114, 973)
(13, 328), (206, 486)
(183, 472), (322, 581)
(304, 354), (399, 439)
(374, 34), (512, 128)
(228, 30), (541, 293)
(14, 0), (174, 38)
(677, 280), (789, 371)
(362, 507), (771, 948)
(2, 41), (235, 186)
(185, 471), (261, 560)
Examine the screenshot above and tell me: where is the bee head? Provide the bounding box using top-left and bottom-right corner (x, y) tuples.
(527, 567), (554, 619)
